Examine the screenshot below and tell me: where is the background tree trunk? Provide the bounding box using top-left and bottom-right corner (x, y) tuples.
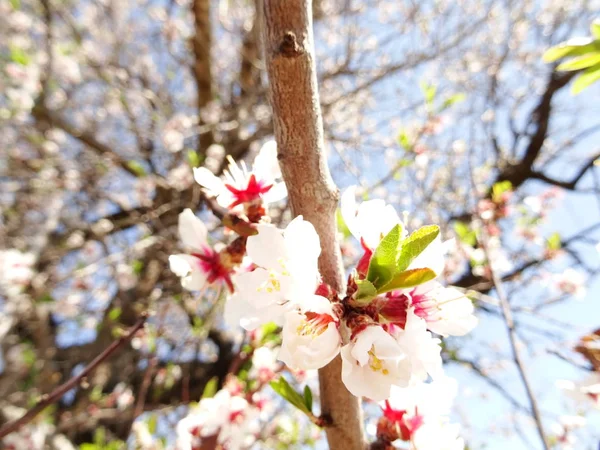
(260, 1), (366, 449)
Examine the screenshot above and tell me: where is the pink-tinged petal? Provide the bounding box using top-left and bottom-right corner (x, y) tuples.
(178, 209), (208, 251)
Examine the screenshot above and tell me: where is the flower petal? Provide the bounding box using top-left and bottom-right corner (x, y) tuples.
(178, 209), (208, 251)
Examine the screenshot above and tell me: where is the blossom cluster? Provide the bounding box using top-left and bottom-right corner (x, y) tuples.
(169, 142), (478, 449)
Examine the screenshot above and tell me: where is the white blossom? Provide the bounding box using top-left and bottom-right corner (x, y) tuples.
(341, 325), (409, 401)
(226, 216), (321, 330)
(278, 295), (341, 370)
(169, 209), (235, 292)
(194, 140), (286, 210)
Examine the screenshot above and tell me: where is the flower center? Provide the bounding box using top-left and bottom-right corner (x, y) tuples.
(225, 174), (273, 208)
(297, 312), (334, 337)
(191, 247), (235, 292)
(368, 346), (390, 375)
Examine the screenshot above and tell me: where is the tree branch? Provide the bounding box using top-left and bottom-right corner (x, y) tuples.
(480, 232), (549, 450)
(0, 315), (147, 439)
(261, 1), (365, 448)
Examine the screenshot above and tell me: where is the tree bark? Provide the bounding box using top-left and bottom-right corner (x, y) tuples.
(260, 1), (366, 449)
(192, 0), (214, 153)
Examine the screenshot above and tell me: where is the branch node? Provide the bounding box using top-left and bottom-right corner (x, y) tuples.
(279, 31), (303, 57)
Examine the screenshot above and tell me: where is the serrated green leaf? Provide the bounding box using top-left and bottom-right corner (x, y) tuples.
(378, 268), (436, 293)
(557, 52), (600, 71)
(126, 160), (146, 177)
(354, 279), (377, 305)
(591, 19), (600, 40)
(270, 377), (310, 414)
(542, 38), (597, 62)
(367, 224), (403, 288)
(303, 385), (313, 412)
(572, 62), (600, 94)
(202, 376), (219, 399)
(396, 225), (440, 273)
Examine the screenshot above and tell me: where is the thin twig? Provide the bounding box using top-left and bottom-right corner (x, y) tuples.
(133, 357), (158, 420)
(0, 315), (148, 438)
(479, 232), (549, 450)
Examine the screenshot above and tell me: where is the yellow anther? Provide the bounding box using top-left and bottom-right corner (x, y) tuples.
(368, 347), (386, 373)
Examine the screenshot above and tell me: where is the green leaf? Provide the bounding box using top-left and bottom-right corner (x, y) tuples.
(303, 385), (313, 412)
(9, 0), (20, 9)
(378, 268), (437, 294)
(453, 222), (477, 246)
(591, 19), (600, 40)
(420, 81), (437, 105)
(546, 232), (561, 251)
(131, 259), (144, 275)
(187, 150), (202, 168)
(367, 224), (403, 288)
(542, 38), (598, 62)
(126, 160), (146, 177)
(37, 293), (54, 303)
(10, 46), (30, 65)
(270, 377), (310, 415)
(492, 180), (512, 202)
(440, 93), (466, 111)
(202, 376), (219, 399)
(147, 414), (158, 434)
(397, 129), (412, 150)
(396, 225), (440, 273)
(572, 62), (600, 94)
(557, 52), (600, 71)
(354, 279), (378, 304)
(108, 307), (122, 322)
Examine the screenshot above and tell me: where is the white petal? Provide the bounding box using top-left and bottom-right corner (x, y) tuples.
(247, 224), (287, 269)
(233, 269), (285, 309)
(169, 254), (207, 291)
(284, 215), (321, 266)
(193, 167), (225, 195)
(169, 254), (195, 277)
(178, 209), (208, 251)
(340, 186), (361, 241)
(262, 182), (288, 204)
(253, 140), (281, 180)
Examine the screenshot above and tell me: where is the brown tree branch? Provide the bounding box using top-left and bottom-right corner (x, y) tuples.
(192, 0), (214, 153)
(0, 315), (147, 439)
(261, 1), (365, 448)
